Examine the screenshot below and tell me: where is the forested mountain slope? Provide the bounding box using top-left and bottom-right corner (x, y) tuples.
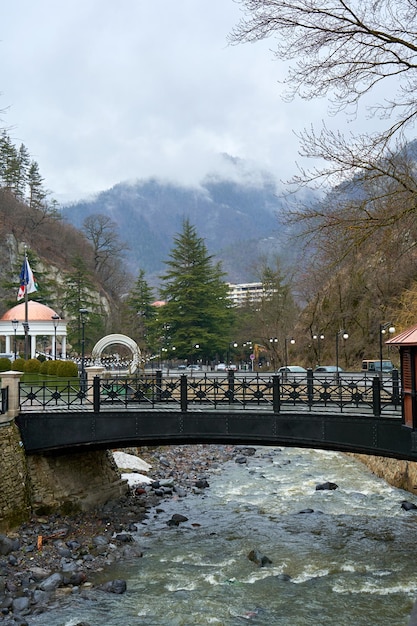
(62, 172), (306, 283)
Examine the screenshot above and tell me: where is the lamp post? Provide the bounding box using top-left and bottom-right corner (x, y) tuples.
(379, 322), (395, 376)
(51, 314), (60, 360)
(22, 322), (30, 360)
(12, 319), (18, 360)
(284, 337), (295, 370)
(312, 333), (325, 366)
(335, 329), (348, 378)
(79, 308), (88, 391)
(227, 341), (238, 366)
(269, 337), (278, 369)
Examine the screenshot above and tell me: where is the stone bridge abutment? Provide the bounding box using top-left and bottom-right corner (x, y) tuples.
(0, 369), (127, 531)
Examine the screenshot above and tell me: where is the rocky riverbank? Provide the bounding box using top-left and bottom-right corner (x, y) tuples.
(0, 444), (239, 625)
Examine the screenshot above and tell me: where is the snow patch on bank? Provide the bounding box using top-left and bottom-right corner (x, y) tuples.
(112, 451), (153, 486)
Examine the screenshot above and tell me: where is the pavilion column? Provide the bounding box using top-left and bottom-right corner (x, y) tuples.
(61, 336), (67, 359)
(31, 335), (36, 359)
(5, 336), (11, 353)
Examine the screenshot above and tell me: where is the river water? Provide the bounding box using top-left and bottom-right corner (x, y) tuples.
(29, 447), (417, 625)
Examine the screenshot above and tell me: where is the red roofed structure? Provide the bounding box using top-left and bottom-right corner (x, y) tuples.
(0, 301), (67, 359)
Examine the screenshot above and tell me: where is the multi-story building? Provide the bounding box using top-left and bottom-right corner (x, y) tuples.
(227, 282), (275, 307)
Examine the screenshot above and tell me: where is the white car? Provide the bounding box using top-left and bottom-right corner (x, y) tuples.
(277, 366), (307, 374)
(216, 363), (227, 371)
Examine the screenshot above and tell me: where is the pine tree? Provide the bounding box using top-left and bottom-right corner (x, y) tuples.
(125, 269), (156, 350)
(27, 160), (47, 209)
(63, 255), (105, 353)
(157, 219), (233, 361)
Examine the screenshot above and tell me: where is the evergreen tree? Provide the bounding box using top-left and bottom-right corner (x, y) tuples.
(14, 144), (31, 201)
(125, 269), (157, 351)
(0, 132), (19, 191)
(157, 219), (233, 361)
(27, 160), (47, 209)
(63, 255), (105, 353)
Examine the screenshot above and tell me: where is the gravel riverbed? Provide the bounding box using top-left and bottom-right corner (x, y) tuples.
(0, 444), (241, 625)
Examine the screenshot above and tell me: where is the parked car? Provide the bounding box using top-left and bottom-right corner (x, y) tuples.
(216, 363), (227, 371)
(277, 365), (307, 374)
(227, 364), (237, 371)
(186, 364), (201, 371)
(177, 364), (187, 370)
(314, 365), (344, 373)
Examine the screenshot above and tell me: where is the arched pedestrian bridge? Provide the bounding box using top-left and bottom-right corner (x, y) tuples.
(9, 368), (417, 461)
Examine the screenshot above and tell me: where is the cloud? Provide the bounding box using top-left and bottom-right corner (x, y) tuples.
(0, 0), (392, 203)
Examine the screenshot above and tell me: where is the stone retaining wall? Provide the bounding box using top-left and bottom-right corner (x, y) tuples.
(26, 450), (128, 516)
(352, 453), (417, 494)
(0, 420), (30, 531)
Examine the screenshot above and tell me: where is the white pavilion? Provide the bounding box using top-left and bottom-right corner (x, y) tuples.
(0, 301), (67, 359)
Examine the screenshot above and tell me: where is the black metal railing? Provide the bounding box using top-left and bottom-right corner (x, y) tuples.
(19, 379), (94, 411)
(18, 369), (402, 417)
(1, 386), (8, 414)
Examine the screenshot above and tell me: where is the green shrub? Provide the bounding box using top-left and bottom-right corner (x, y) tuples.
(25, 358), (41, 373)
(46, 360), (60, 376)
(40, 360), (50, 375)
(0, 357), (11, 372)
(12, 358), (26, 372)
(56, 360), (78, 378)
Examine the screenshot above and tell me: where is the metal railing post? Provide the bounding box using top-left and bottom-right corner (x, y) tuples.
(156, 370), (162, 403)
(372, 376), (381, 416)
(180, 374), (188, 411)
(272, 375), (280, 413)
(1, 387), (8, 414)
(307, 368), (314, 408)
(228, 370), (235, 404)
(93, 376), (100, 413)
(392, 368), (400, 407)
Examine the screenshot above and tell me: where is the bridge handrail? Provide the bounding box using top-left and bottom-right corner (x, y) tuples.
(17, 370), (402, 417)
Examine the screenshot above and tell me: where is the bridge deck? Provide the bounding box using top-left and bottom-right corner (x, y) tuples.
(15, 371), (415, 460)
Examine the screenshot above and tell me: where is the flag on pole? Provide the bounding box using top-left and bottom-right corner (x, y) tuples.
(17, 257), (38, 300)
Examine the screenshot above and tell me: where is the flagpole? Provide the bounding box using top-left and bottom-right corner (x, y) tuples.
(23, 246), (29, 360)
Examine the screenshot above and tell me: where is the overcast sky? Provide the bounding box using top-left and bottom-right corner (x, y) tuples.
(1, 1), (388, 203)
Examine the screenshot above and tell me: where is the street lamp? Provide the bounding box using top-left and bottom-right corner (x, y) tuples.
(11, 319), (18, 360)
(312, 333), (325, 366)
(269, 337), (278, 369)
(284, 337), (295, 370)
(79, 308), (88, 391)
(22, 322), (30, 360)
(227, 341), (238, 365)
(335, 330), (348, 376)
(51, 314), (60, 360)
(379, 322), (395, 376)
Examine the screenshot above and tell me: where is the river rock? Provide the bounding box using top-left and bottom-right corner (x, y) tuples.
(401, 500), (417, 511)
(316, 481), (338, 491)
(12, 596), (31, 613)
(38, 572), (63, 592)
(91, 535), (109, 546)
(247, 549), (272, 567)
(194, 478), (209, 489)
(98, 579), (127, 594)
(237, 447), (256, 456)
(0, 535), (19, 556)
(167, 514), (189, 526)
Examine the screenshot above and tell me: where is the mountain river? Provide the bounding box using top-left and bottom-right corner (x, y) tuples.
(28, 447), (417, 625)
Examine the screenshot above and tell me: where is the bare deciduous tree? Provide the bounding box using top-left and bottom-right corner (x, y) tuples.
(231, 0), (417, 260)
(230, 0), (417, 142)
